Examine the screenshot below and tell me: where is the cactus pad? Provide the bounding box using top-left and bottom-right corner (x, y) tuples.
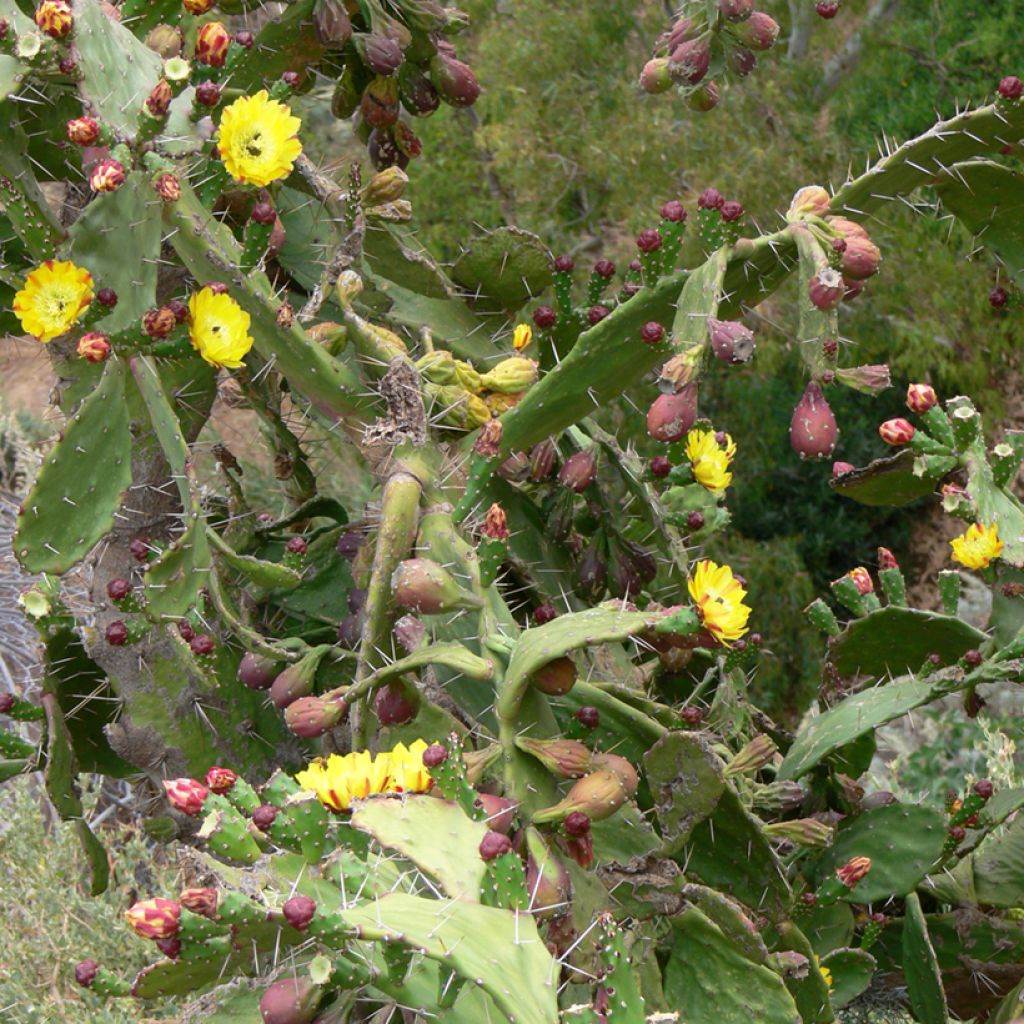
(830, 449), (943, 506)
(819, 947), (876, 1008)
(452, 226), (553, 311)
(902, 892), (949, 1024)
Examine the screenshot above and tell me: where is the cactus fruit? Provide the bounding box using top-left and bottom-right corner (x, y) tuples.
(648, 386), (699, 442)
(259, 977), (321, 1024)
(790, 381), (838, 459)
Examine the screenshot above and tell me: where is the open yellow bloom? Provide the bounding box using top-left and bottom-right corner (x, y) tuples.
(688, 559), (751, 645)
(685, 428), (736, 495)
(188, 288), (254, 368)
(512, 323), (532, 351)
(217, 90), (302, 187)
(950, 522), (1003, 570)
(13, 260), (94, 342)
(296, 739), (433, 812)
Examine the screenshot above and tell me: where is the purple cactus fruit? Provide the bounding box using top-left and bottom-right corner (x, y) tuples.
(669, 39), (711, 85)
(373, 681), (417, 725)
(399, 66), (441, 116)
(534, 603), (558, 625)
(558, 450), (597, 492)
(238, 652), (278, 690)
(0, 693), (14, 715)
(733, 11), (779, 50)
(270, 663), (315, 709)
(697, 187), (724, 210)
(75, 960), (99, 988)
(687, 510), (705, 532)
(808, 266), (845, 310)
(729, 46), (757, 76)
(532, 305), (557, 329)
(708, 318), (755, 364)
(106, 621), (129, 646)
(357, 32), (402, 75)
(282, 895), (317, 931)
(190, 633), (215, 656)
(564, 811), (591, 837)
(156, 936), (181, 959)
(816, 0), (840, 18)
(790, 381), (839, 460)
(647, 386), (699, 442)
(178, 621), (195, 642)
(650, 455), (671, 478)
(335, 530), (363, 560)
(576, 706), (600, 729)
(587, 304), (610, 325)
(479, 830), (513, 861)
(258, 976), (320, 1024)
(285, 694), (348, 737)
(974, 778), (994, 800)
(422, 743), (448, 768)
(998, 75), (1024, 100)
(719, 0), (753, 19)
(840, 236), (881, 280)
(720, 199), (744, 222)
(429, 53), (480, 107)
(252, 804), (279, 832)
(529, 439), (558, 481)
(107, 577), (131, 602)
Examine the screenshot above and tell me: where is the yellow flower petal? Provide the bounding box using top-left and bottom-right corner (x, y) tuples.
(687, 558), (750, 645)
(188, 288), (254, 368)
(13, 260), (94, 342)
(950, 522), (1002, 570)
(684, 428), (736, 495)
(217, 90), (302, 187)
(512, 323), (532, 351)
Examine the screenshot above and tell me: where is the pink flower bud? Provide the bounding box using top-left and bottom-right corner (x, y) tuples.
(906, 383), (937, 414)
(163, 777), (209, 816)
(67, 117), (100, 146)
(848, 567), (873, 595)
(89, 159), (125, 194)
(282, 895), (317, 931)
(195, 21), (230, 67)
(877, 547), (899, 570)
(836, 856), (872, 888)
(179, 887), (218, 918)
(77, 332), (111, 363)
(204, 766), (237, 793)
(878, 418), (915, 446)
(126, 898), (181, 940)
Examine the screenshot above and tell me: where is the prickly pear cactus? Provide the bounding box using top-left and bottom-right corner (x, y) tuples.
(4, 1), (1024, 1021)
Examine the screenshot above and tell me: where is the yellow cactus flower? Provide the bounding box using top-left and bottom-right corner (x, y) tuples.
(13, 260), (94, 342)
(684, 428), (736, 495)
(688, 559), (751, 646)
(217, 90), (302, 187)
(188, 288), (254, 368)
(296, 739), (433, 811)
(950, 522), (1003, 570)
(388, 739), (433, 793)
(815, 956), (834, 992)
(512, 323), (532, 351)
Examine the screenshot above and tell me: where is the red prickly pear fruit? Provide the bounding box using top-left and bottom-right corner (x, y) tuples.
(373, 680), (418, 725)
(270, 663), (316, 710)
(719, 0), (753, 19)
(669, 39), (711, 85)
(733, 11), (779, 50)
(284, 694), (349, 737)
(808, 266), (845, 310)
(688, 81), (720, 112)
(591, 753), (639, 796)
(394, 613), (425, 652)
(259, 977), (320, 1024)
(282, 895), (316, 931)
(826, 214), (869, 240)
(355, 32), (404, 75)
(647, 386), (698, 442)
(639, 57), (673, 94)
(666, 17), (700, 48)
(398, 65), (441, 116)
(729, 46), (757, 76)
(530, 656), (576, 696)
(708, 318), (756, 364)
(843, 276), (865, 302)
(361, 77), (400, 128)
(391, 558), (482, 614)
(558, 450), (597, 492)
(429, 53), (480, 107)
(816, 0), (840, 17)
(475, 792), (518, 833)
(840, 236), (881, 280)
(790, 382), (839, 460)
(238, 652), (278, 690)
(479, 830), (513, 861)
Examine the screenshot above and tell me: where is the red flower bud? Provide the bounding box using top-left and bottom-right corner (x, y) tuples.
(650, 455), (671, 478)
(636, 228), (663, 253)
(373, 681), (417, 726)
(999, 76), (1024, 100)
(126, 897), (181, 940)
(720, 200), (744, 222)
(422, 743), (448, 768)
(697, 187), (724, 210)
(252, 804), (278, 831)
(878, 418), (915, 446)
(532, 305), (557, 329)
(587, 304), (610, 325)
(877, 547), (898, 570)
(67, 116), (100, 146)
(75, 960), (99, 987)
(183, 0), (215, 12)
(204, 766), (237, 793)
(190, 633), (215, 656)
(195, 21), (230, 67)
(78, 332), (111, 363)
(840, 235), (881, 280)
(660, 199), (687, 223)
(35, 0), (72, 39)
(153, 172), (180, 203)
(832, 461), (855, 477)
(906, 383), (937, 414)
(533, 603), (557, 625)
(195, 79), (221, 107)
(163, 777), (209, 815)
(816, 0), (840, 17)
(105, 620), (129, 646)
(89, 159), (126, 194)
(282, 895), (317, 931)
(179, 887), (218, 918)
(479, 830), (512, 861)
(106, 577), (131, 602)
(145, 79), (174, 118)
(641, 321), (665, 345)
(990, 286), (1010, 309)
(836, 855), (872, 888)
(848, 567), (873, 595)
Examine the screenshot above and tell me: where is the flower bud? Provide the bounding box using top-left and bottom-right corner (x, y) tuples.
(808, 266), (845, 310)
(528, 439), (557, 481)
(832, 460), (854, 477)
(647, 385), (698, 442)
(179, 887), (218, 918)
(840, 235), (881, 280)
(763, 818), (834, 848)
(195, 21), (230, 67)
(144, 306), (177, 340)
(195, 79), (220, 107)
(836, 855), (872, 888)
(163, 777), (209, 815)
(534, 604), (558, 625)
(639, 57), (673, 94)
(733, 11), (779, 50)
(533, 305), (557, 329)
(530, 656), (576, 696)
(252, 803), (278, 831)
(126, 898), (181, 940)
(362, 165), (408, 206)
(847, 567), (874, 594)
(285, 694), (349, 737)
(152, 172), (180, 203)
(641, 321), (665, 345)
(878, 418), (915, 446)
(145, 79), (173, 118)
(787, 185), (830, 219)
(35, 0), (72, 38)
(146, 23), (183, 58)
(259, 977), (321, 1024)
(975, 778), (994, 800)
(724, 734), (778, 776)
(720, 199), (743, 222)
(354, 32), (403, 75)
(373, 680), (417, 725)
(429, 52), (480, 107)
(564, 811), (591, 836)
(708, 318), (755, 364)
(422, 743), (448, 768)
(666, 16), (700, 48)
(391, 558), (483, 614)
(669, 39), (710, 85)
(75, 960), (99, 987)
(205, 766), (237, 794)
(651, 455), (671, 477)
(67, 116), (100, 145)
(183, 0), (215, 12)
(790, 381), (838, 459)
(998, 76), (1024, 100)
(282, 895), (316, 931)
(479, 830), (513, 861)
(480, 356), (539, 394)
(558, 449), (597, 492)
(89, 159), (125, 194)
(313, 0), (353, 48)
(106, 620), (129, 645)
(517, 737), (593, 778)
(636, 227), (663, 252)
(817, 0), (840, 17)
(77, 332), (111, 363)
(906, 383), (937, 413)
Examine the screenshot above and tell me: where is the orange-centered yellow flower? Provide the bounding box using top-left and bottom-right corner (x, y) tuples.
(296, 739), (432, 812)
(217, 90), (302, 187)
(188, 288), (254, 368)
(950, 522), (1003, 570)
(512, 323), (532, 351)
(13, 260), (94, 342)
(688, 559), (751, 645)
(685, 428), (736, 495)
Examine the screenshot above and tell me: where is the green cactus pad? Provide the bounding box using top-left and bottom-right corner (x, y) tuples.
(964, 436), (1024, 567)
(813, 803), (946, 903)
(778, 678), (940, 780)
(341, 893), (558, 1024)
(351, 795), (491, 901)
(967, 815), (1024, 907)
(875, 910), (1024, 973)
(827, 607), (988, 679)
(773, 921), (835, 1024)
(664, 907), (801, 1024)
(934, 161), (1024, 280)
(819, 947), (875, 1008)
(643, 731), (726, 852)
(679, 784), (791, 918)
(68, 171), (162, 334)
(224, 0), (326, 93)
(801, 899), (855, 958)
(72, 0), (162, 138)
(452, 226), (553, 312)
(14, 358), (132, 573)
(0, 127), (65, 260)
(131, 944), (240, 999)
(902, 892), (949, 1024)
(207, 528), (303, 591)
(830, 449), (943, 506)
(992, 978), (1024, 1024)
